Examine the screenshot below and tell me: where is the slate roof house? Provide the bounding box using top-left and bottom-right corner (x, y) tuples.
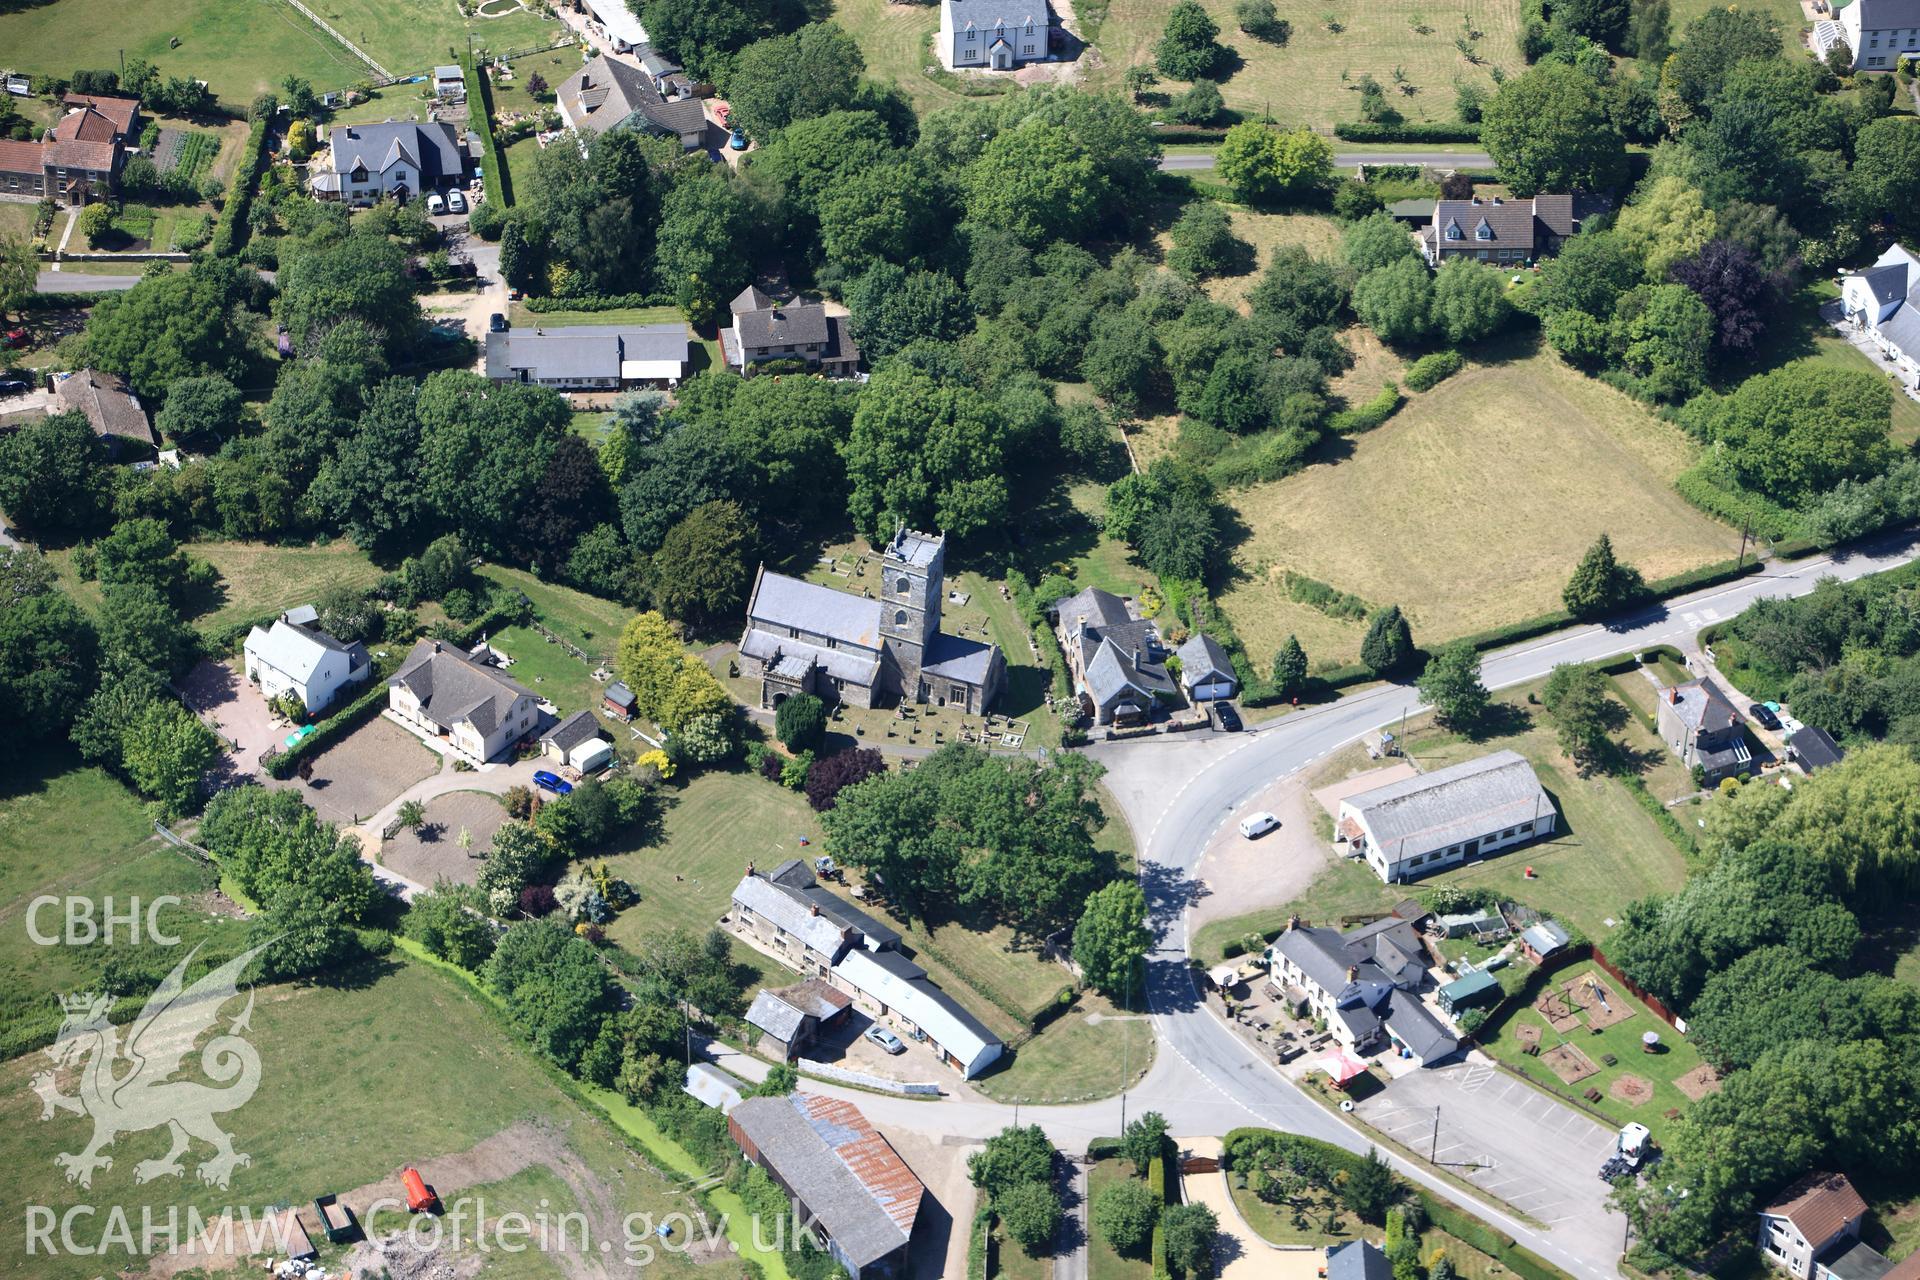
(1421, 194), (1578, 266)
(1327, 1240), (1395, 1280)
(1787, 725), (1847, 774)
(1656, 679), (1751, 785)
(554, 54), (706, 150)
(938, 0), (1055, 70)
(0, 94), (138, 205)
(723, 286), (862, 377)
(1840, 244), (1920, 393)
(1811, 0), (1920, 69)
(738, 528), (1005, 714)
(387, 638), (541, 763)
(1053, 586), (1176, 726)
(1337, 751), (1556, 884)
(1269, 911), (1458, 1066)
(54, 368), (154, 456)
(310, 121), (465, 207)
(244, 606), (371, 715)
(728, 860), (1004, 1077)
(728, 1093), (924, 1279)
(485, 322), (690, 389)
(746, 977), (854, 1061)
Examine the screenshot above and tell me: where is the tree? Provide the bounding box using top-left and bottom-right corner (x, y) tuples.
(1272, 635), (1309, 697)
(82, 261), (256, 401)
(1156, 0), (1226, 78)
(0, 232), (36, 319)
(1343, 212), (1419, 272)
(1667, 239), (1770, 355)
(524, 70), (549, 99)
(0, 589), (96, 743)
(1236, 0), (1288, 40)
(649, 499), (755, 626)
(1542, 662), (1619, 769)
(654, 170), (753, 327)
(1120, 1112), (1170, 1175)
(1095, 1178), (1159, 1253)
(96, 517), (192, 601)
(1432, 258), (1512, 344)
(818, 160), (940, 269)
(1618, 283), (1714, 401)
(120, 700), (219, 816)
(154, 374), (243, 445)
(1562, 533), (1646, 618)
(1352, 257), (1435, 346)
(1000, 1179), (1064, 1254)
(726, 23), (863, 138)
(1168, 201), (1245, 279)
(1161, 1202), (1219, 1275)
(1532, 231), (1641, 320)
(1342, 1149), (1397, 1222)
(1481, 62), (1628, 195)
(1417, 640), (1489, 729)
(1681, 366), (1894, 508)
(1216, 124), (1333, 205)
(406, 882), (498, 969)
(1850, 117), (1920, 239)
(1082, 309), (1160, 410)
(1628, 0), (1671, 62)
(962, 124), (1100, 249)
(484, 919), (616, 1070)
(417, 372), (570, 558)
(79, 202), (114, 248)
(478, 820), (565, 915)
(775, 692), (828, 753)
(1170, 78), (1226, 125)
(843, 365), (1011, 541)
(639, 0), (773, 82)
(846, 264), (974, 359)
(1659, 7), (1781, 126)
(0, 410), (105, 537)
(1072, 880), (1150, 995)
(970, 1125), (1057, 1199)
(99, 582), (195, 678)
(1361, 605), (1415, 676)
(1615, 177), (1716, 281)
(804, 747), (886, 811)
(276, 228), (420, 353)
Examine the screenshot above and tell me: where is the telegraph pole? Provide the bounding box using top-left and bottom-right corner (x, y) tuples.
(1429, 1106), (1441, 1164)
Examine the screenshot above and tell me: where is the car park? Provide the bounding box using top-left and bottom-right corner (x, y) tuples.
(533, 770), (573, 796)
(1238, 811), (1280, 839)
(863, 1025), (905, 1055)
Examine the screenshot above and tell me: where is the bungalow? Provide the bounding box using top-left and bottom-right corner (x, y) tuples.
(244, 606), (371, 716)
(485, 322), (690, 389)
(1269, 912), (1458, 1066)
(554, 54), (706, 150)
(1656, 679), (1751, 785)
(1336, 751), (1556, 884)
(722, 286), (861, 377)
(746, 977), (853, 1061)
(1177, 631), (1238, 702)
(728, 1093), (923, 1280)
(53, 368), (154, 457)
(387, 638), (541, 763)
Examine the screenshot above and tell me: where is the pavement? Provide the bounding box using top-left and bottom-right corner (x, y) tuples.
(1160, 148), (1495, 172)
(34, 271), (143, 292)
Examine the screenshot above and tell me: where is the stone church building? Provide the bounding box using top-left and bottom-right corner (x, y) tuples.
(737, 529), (1006, 714)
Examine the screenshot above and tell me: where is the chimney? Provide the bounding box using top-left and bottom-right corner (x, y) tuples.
(1347, 965), (1359, 982)
(1669, 688), (1679, 704)
(431, 640), (442, 653)
(809, 904), (820, 916)
(747, 861), (757, 877)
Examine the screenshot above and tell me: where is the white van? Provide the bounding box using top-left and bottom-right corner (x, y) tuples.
(1239, 811), (1280, 839)
(426, 192), (446, 215)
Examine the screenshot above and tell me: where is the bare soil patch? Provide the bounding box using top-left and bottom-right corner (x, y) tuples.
(1674, 1063), (1723, 1101)
(1516, 1022), (1541, 1049)
(381, 790), (507, 887)
(1542, 1042), (1599, 1086)
(1609, 1075), (1654, 1106)
(1534, 988), (1582, 1035)
(1566, 972), (1635, 1031)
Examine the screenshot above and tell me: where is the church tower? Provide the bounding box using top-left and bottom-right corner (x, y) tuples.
(878, 525), (945, 700)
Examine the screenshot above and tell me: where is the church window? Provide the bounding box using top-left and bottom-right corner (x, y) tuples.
(896, 576), (911, 594)
(894, 610), (908, 626)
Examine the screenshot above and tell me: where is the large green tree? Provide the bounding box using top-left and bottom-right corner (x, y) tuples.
(416, 371), (571, 556)
(843, 365), (1011, 541)
(275, 228), (421, 354)
(1352, 256), (1435, 346)
(0, 411), (106, 537)
(654, 170), (755, 327)
(725, 23), (864, 138)
(0, 589), (96, 744)
(1481, 62), (1629, 195)
(1155, 0), (1227, 78)
(1679, 365), (1893, 506)
(1072, 880), (1150, 996)
(82, 260), (256, 400)
(1216, 124), (1334, 205)
(1416, 639), (1489, 729)
(649, 499), (756, 626)
(1360, 604), (1415, 676)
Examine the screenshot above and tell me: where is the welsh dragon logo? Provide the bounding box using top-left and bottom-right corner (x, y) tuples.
(31, 942), (269, 1190)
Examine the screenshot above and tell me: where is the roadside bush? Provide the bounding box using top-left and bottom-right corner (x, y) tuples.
(1335, 120), (1481, 141)
(1404, 350), (1465, 392)
(1329, 382), (1404, 433)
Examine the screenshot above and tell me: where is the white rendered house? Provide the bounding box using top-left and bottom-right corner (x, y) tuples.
(243, 607), (370, 714)
(937, 0), (1053, 70)
(1841, 243), (1920, 393)
(1811, 0), (1920, 70)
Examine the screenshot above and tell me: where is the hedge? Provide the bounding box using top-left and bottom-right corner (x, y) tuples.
(464, 50), (512, 208)
(1006, 569), (1072, 700)
(19, 290), (101, 310)
(1334, 120), (1482, 142)
(1148, 1141), (1173, 1280)
(208, 118), (269, 258)
(1404, 350), (1465, 392)
(1620, 773), (1697, 857)
(1329, 382), (1404, 433)
(525, 291), (677, 312)
(1672, 460), (1805, 543)
(1147, 124), (1235, 143)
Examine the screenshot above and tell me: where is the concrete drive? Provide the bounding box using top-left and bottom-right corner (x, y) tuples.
(34, 271), (142, 292)
(1356, 1062), (1621, 1230)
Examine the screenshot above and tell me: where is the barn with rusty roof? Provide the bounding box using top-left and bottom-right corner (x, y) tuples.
(728, 1092), (924, 1279)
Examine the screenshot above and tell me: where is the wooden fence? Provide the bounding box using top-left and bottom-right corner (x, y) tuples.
(1590, 946), (1685, 1032)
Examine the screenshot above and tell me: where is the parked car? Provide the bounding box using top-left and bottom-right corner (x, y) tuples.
(1238, 811), (1280, 839)
(728, 127), (747, 150)
(0, 378), (29, 397)
(426, 193), (446, 215)
(1213, 703), (1243, 732)
(446, 189), (467, 213)
(533, 770), (573, 796)
(283, 724), (317, 749)
(489, 312), (508, 333)
(863, 1025), (905, 1055)
(1748, 703), (1781, 730)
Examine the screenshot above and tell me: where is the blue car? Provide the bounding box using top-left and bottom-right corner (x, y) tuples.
(533, 770), (573, 796)
(729, 127), (747, 151)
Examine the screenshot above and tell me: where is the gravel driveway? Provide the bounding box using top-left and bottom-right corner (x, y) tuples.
(298, 716), (441, 825)
(380, 789), (509, 887)
(178, 657), (282, 783)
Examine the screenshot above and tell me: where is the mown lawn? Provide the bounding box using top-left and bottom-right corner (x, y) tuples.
(478, 563), (632, 661)
(1087, 0), (1517, 131)
(1229, 1175), (1364, 1246)
(827, 0), (971, 115)
(491, 45), (585, 120)
(1217, 333), (1739, 669)
(46, 539), (387, 638)
(972, 993), (1154, 1103)
(1476, 961), (1711, 1126)
(1194, 678), (1693, 958)
(1088, 1159), (1155, 1280)
(308, 0), (561, 77)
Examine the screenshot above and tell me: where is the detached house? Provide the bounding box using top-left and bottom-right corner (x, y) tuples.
(1756, 1173), (1888, 1280)
(554, 54), (706, 150)
(1422, 194), (1578, 266)
(938, 0), (1055, 70)
(1269, 910), (1458, 1066)
(387, 638), (540, 763)
(1812, 0), (1920, 69)
(1841, 244), (1920, 393)
(485, 322), (690, 389)
(0, 93), (138, 205)
(1053, 586), (1177, 726)
(723, 286), (861, 377)
(1656, 679), (1751, 784)
(53, 368), (154, 458)
(243, 606), (371, 715)
(310, 121), (465, 207)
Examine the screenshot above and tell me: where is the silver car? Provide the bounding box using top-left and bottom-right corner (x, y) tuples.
(863, 1025), (905, 1055)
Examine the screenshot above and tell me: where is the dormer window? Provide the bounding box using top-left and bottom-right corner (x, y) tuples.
(1475, 219), (1493, 241)
(1444, 220), (1462, 241)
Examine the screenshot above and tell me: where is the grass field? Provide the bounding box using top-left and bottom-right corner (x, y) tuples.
(1476, 961), (1711, 1127)
(1194, 678), (1694, 959)
(828, 0), (972, 115)
(0, 0), (368, 106)
(478, 563), (633, 661)
(45, 538), (387, 636)
(309, 0), (559, 78)
(0, 955), (714, 1278)
(1087, 0), (1519, 131)
(1216, 334), (1739, 669)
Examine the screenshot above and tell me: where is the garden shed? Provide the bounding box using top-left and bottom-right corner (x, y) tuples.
(1438, 968), (1500, 1016)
